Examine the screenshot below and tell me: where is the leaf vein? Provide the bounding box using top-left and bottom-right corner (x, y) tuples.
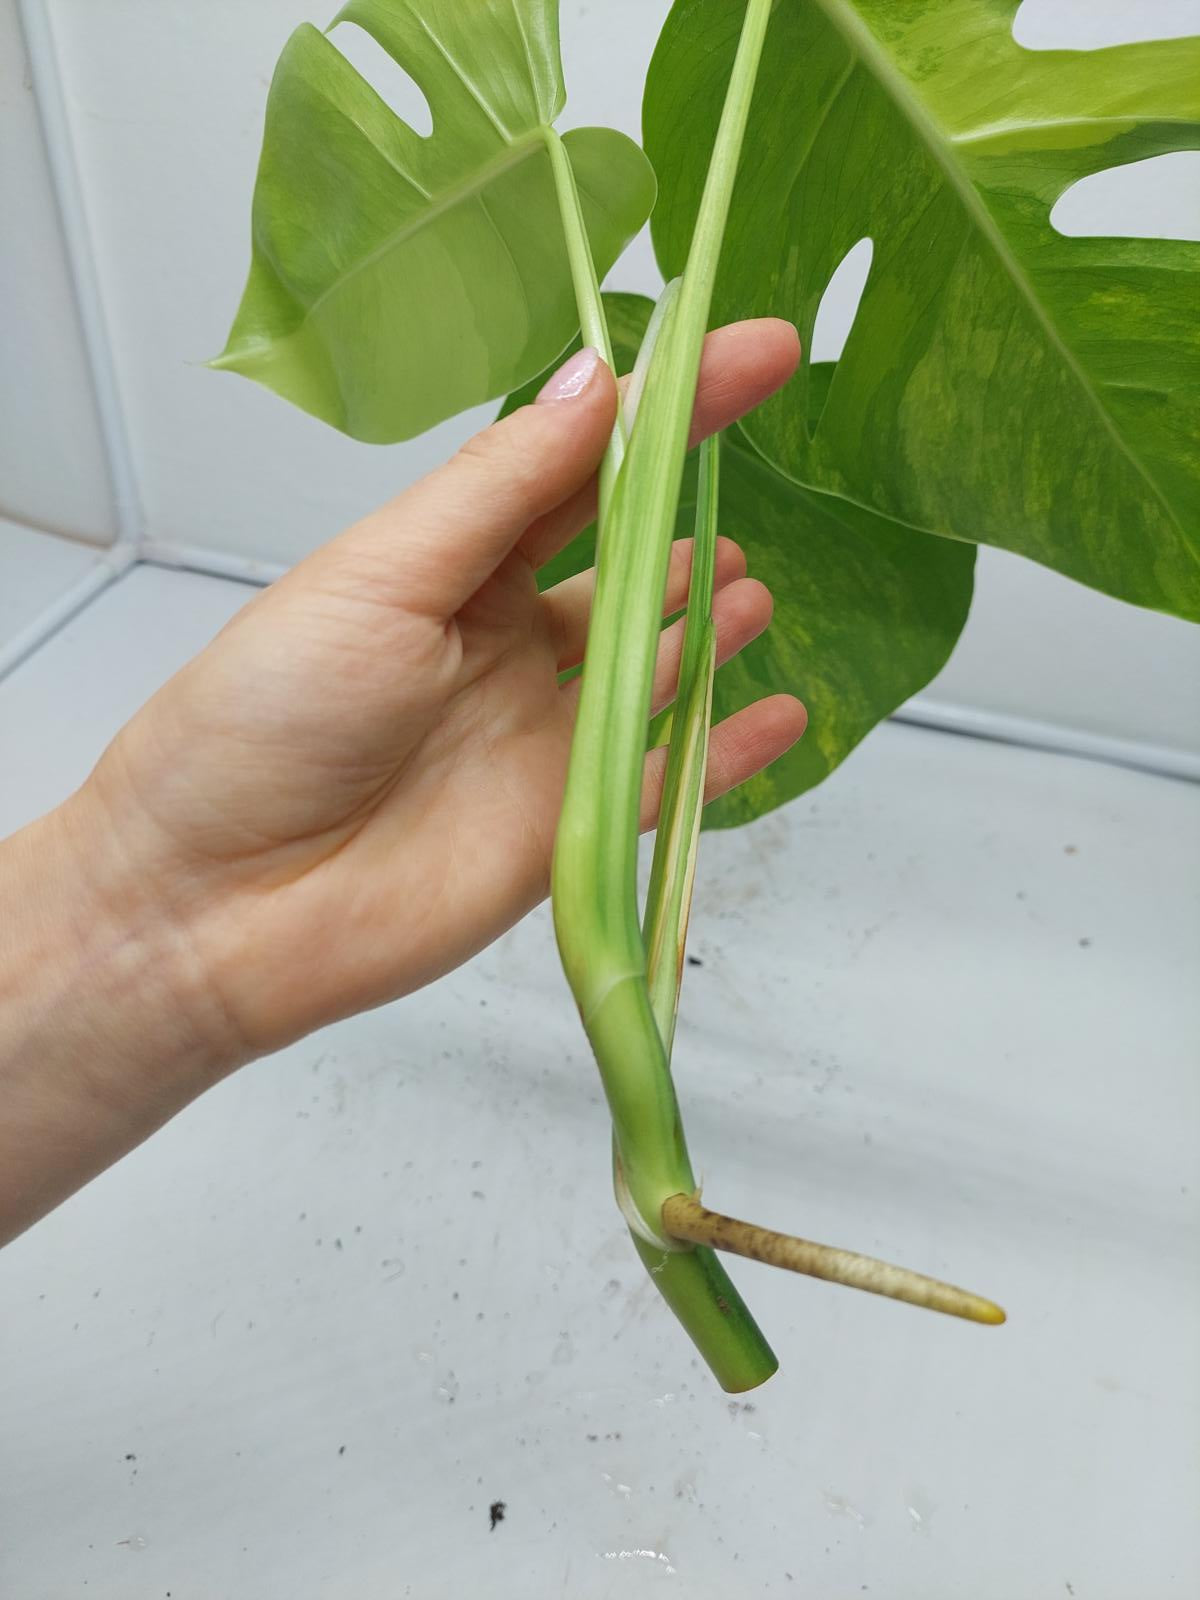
(811, 0), (1193, 556)
(304, 134), (542, 324)
(401, 1), (514, 141)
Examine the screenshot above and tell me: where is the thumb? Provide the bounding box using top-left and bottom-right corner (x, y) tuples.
(326, 348), (618, 618)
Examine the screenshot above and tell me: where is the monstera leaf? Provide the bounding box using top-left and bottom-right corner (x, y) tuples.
(215, 0), (655, 442)
(504, 295), (976, 825)
(646, 0), (1200, 620)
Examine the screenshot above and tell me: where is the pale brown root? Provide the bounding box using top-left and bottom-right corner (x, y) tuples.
(661, 1194), (1006, 1327)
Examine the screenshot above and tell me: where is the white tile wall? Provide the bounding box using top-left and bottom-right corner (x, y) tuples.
(0, 0), (115, 542)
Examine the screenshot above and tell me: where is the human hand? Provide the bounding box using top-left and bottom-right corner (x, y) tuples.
(0, 321), (805, 1240)
(81, 324), (805, 1067)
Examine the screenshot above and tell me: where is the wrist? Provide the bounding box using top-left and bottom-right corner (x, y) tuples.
(50, 783), (247, 1080)
(0, 788), (244, 1241)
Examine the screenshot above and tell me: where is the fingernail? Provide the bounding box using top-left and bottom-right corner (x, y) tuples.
(536, 346), (601, 403)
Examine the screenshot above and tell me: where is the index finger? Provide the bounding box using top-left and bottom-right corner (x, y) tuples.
(518, 316), (799, 572)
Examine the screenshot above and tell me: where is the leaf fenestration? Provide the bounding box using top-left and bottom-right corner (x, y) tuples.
(645, 0), (1200, 619)
(215, 1), (655, 442)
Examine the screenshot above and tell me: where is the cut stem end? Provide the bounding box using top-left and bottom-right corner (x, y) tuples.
(661, 1194), (1006, 1328)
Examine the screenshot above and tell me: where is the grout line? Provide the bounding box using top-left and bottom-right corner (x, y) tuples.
(137, 540), (288, 587)
(0, 542), (138, 684)
(17, 0), (143, 544)
(897, 697), (1200, 784)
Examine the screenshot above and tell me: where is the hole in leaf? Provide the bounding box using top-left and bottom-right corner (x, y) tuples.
(807, 237), (873, 437)
(332, 21), (434, 137)
(1013, 0), (1199, 50)
(811, 238), (873, 364)
(1051, 152), (1200, 241)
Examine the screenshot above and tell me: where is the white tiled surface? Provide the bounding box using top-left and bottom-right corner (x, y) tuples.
(0, 515), (107, 651)
(1, 565), (1197, 1598)
(0, 562), (237, 805)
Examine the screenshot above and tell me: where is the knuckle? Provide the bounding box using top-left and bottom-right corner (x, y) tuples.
(455, 416), (546, 503)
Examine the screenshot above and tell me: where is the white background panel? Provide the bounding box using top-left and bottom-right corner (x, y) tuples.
(1013, 0), (1200, 48)
(0, 0), (115, 541)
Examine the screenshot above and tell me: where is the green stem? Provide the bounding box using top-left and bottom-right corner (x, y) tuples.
(622, 277), (680, 432)
(542, 127), (624, 509)
(678, 437), (721, 729)
(552, 0), (775, 1388)
(644, 435), (720, 1050)
(632, 1234), (778, 1393)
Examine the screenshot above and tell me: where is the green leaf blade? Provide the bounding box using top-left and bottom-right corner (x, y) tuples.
(701, 434), (976, 829)
(503, 294), (976, 826)
(645, 0), (1200, 620)
(215, 7), (655, 442)
(332, 0), (566, 136)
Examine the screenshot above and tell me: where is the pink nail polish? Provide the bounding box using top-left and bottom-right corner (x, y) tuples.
(536, 346), (601, 403)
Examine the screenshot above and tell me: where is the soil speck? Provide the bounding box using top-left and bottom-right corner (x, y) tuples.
(489, 1500), (506, 1531)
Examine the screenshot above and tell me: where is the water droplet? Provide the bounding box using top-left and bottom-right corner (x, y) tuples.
(906, 1488), (936, 1533)
(822, 1491), (866, 1528)
(600, 1548), (676, 1575)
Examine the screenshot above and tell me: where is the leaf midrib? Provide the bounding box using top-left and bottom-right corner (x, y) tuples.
(303, 130), (545, 326)
(951, 113), (1196, 149)
(810, 0), (1189, 548)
